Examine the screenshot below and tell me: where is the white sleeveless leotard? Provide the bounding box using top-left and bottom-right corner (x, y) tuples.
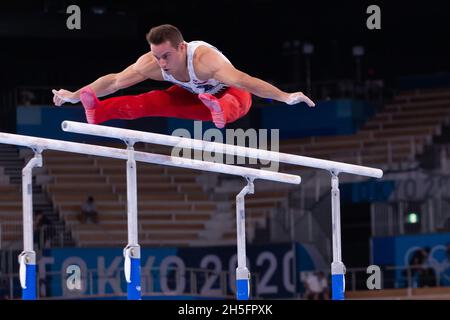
(161, 41), (231, 95)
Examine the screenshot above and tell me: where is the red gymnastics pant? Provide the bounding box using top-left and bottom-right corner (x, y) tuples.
(84, 85), (252, 126)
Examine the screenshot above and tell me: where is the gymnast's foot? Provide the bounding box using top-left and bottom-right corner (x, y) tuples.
(79, 87), (100, 124)
(198, 93), (226, 129)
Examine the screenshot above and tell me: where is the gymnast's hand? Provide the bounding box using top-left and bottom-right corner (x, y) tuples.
(284, 92), (316, 107)
(52, 89), (80, 106)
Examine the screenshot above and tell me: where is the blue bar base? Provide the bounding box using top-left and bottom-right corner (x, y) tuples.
(331, 274), (345, 300)
(23, 264), (36, 300)
(236, 279), (249, 300)
(127, 257), (141, 300)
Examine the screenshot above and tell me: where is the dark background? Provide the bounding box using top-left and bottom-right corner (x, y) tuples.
(0, 0), (449, 90)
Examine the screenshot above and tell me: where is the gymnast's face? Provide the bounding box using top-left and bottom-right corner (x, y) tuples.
(151, 40), (186, 75)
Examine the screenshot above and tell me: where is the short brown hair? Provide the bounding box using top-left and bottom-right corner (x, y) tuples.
(146, 24), (184, 48)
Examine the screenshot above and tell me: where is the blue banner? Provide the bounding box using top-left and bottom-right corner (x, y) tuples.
(39, 243), (325, 299)
(372, 233), (450, 288)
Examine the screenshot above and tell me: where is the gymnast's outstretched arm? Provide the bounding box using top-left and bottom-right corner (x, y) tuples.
(197, 48), (315, 107)
(52, 52), (163, 106)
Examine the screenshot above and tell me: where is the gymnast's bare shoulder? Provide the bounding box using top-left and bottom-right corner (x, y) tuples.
(132, 52), (164, 81)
